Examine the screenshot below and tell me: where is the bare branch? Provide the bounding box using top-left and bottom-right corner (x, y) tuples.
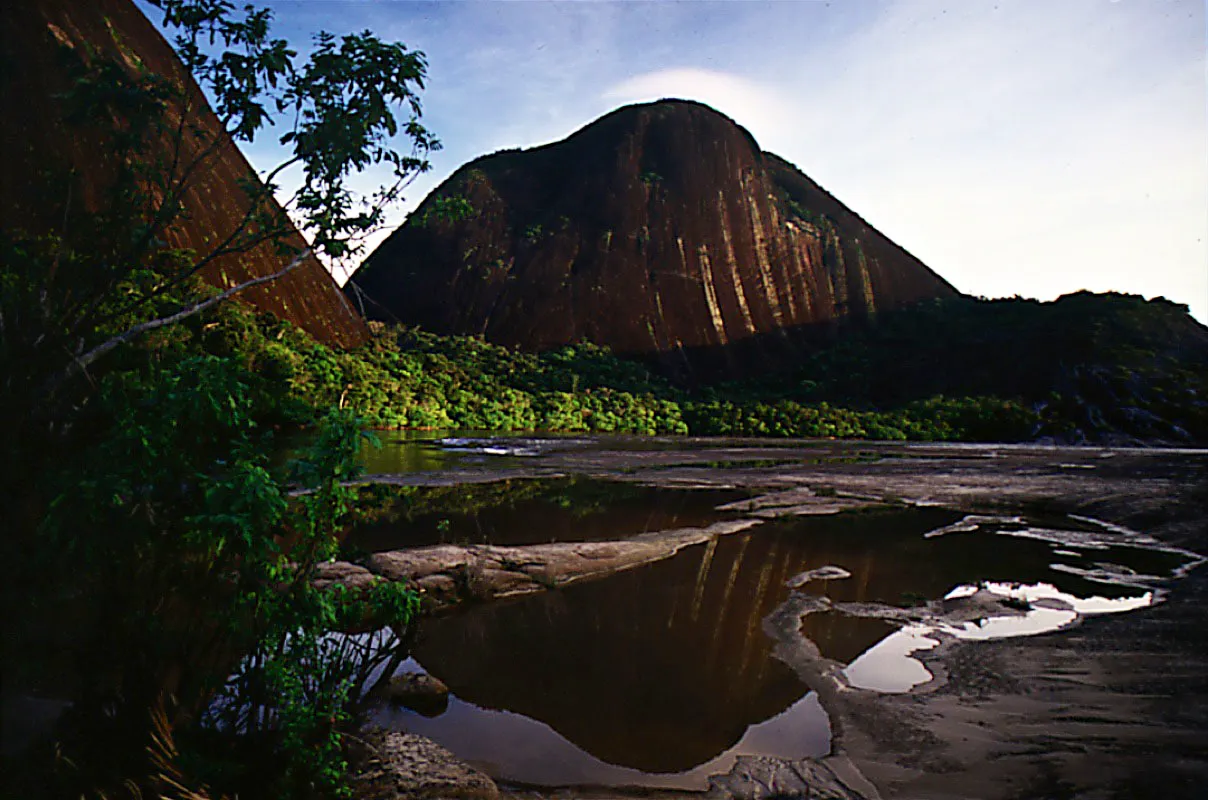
(50, 247), (313, 394)
(88, 154), (302, 332)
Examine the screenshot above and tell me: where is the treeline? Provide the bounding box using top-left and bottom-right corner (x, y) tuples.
(213, 290), (1208, 445)
(199, 303), (1034, 442)
(769, 292), (1208, 443)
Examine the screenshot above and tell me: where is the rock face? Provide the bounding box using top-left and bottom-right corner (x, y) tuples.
(0, 0), (367, 349)
(350, 100), (957, 377)
(385, 672), (450, 717)
(348, 728), (499, 800)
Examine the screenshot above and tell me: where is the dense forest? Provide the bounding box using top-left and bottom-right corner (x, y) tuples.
(215, 289), (1208, 446)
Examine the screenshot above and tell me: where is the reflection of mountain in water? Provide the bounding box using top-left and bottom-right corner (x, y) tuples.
(412, 506), (960, 773)
(350, 479), (746, 551)
(414, 533), (807, 772)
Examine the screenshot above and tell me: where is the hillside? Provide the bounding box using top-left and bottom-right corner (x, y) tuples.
(767, 292), (1208, 443)
(349, 100), (956, 377)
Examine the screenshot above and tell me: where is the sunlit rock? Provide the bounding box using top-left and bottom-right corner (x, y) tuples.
(349, 100), (956, 379)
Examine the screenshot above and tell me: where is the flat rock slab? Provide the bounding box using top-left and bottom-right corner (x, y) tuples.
(328, 519), (762, 610)
(314, 560), (379, 590)
(334, 443), (1208, 800)
(706, 755), (878, 800)
(787, 565), (853, 588)
(349, 728), (499, 800)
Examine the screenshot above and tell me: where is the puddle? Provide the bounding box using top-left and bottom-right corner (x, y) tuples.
(344, 477), (749, 552)
(374, 657), (829, 789)
(369, 528), (834, 788)
(368, 504), (1199, 789)
(843, 581), (1160, 692)
(843, 625), (940, 693)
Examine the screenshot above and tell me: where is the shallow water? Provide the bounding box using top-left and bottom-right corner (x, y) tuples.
(345, 477), (750, 551)
(357, 431), (649, 475)
(356, 431), (866, 476)
(368, 501), (1196, 789)
(372, 526), (845, 787)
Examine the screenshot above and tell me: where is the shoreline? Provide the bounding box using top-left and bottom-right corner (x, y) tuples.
(338, 439), (1207, 799)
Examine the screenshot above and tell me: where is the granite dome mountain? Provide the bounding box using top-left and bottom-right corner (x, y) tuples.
(349, 100), (958, 377)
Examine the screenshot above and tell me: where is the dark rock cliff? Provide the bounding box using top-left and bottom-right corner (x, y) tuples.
(350, 100), (957, 377)
(0, 0), (367, 349)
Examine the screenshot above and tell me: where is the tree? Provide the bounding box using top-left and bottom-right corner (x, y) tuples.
(2, 0), (438, 409)
(0, 1), (434, 796)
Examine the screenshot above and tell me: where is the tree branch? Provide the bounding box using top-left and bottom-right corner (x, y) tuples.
(49, 247), (313, 394)
(85, 147), (298, 332)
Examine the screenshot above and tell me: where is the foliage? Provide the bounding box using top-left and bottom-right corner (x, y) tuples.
(762, 292), (1208, 443)
(1, 0), (438, 426)
(160, 0), (438, 260)
(206, 309), (1039, 443)
(417, 194), (476, 228)
(1, 1), (432, 796)
(14, 345), (420, 798)
(211, 289), (1208, 446)
(522, 222), (545, 243)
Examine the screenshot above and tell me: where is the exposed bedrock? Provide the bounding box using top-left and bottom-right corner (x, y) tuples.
(349, 727), (500, 800)
(317, 518), (766, 610)
(1, 0), (368, 348)
(348, 100), (956, 379)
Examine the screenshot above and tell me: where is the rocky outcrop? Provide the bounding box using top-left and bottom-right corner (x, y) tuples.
(349, 100), (957, 378)
(706, 755), (878, 800)
(0, 0), (367, 348)
(384, 672), (450, 717)
(348, 728), (499, 800)
(316, 518), (764, 611)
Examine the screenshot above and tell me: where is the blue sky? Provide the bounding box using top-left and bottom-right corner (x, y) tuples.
(146, 1), (1207, 322)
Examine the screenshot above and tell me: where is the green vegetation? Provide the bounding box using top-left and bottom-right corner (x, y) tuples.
(220, 289), (1207, 446)
(522, 222), (546, 243)
(2, 1), (434, 797)
(24, 349), (419, 798)
(213, 307), (1031, 441)
(771, 293), (1208, 443)
(418, 194), (476, 227)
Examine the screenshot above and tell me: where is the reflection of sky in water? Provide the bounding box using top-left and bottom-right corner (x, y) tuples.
(845, 581), (1162, 692)
(844, 625), (939, 693)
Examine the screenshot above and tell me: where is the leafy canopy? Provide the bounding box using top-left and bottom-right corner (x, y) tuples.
(1, 1), (435, 796)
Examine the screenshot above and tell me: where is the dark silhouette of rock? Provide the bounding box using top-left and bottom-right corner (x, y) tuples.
(386, 672), (450, 717)
(349, 100), (957, 377)
(0, 0), (367, 348)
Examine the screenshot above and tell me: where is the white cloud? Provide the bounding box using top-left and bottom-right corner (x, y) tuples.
(235, 1), (1206, 321)
(595, 2), (1206, 321)
(601, 68), (796, 141)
